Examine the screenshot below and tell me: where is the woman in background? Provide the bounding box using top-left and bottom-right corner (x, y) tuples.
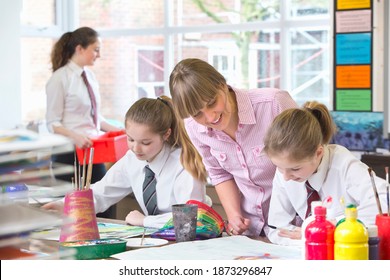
(46, 27), (120, 217)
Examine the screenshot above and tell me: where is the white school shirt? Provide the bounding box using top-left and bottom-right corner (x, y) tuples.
(267, 144), (388, 246)
(91, 143), (209, 228)
(46, 60), (105, 136)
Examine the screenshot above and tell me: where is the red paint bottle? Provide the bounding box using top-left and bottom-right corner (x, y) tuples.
(305, 206), (335, 260)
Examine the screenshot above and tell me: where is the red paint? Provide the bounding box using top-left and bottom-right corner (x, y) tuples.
(305, 206), (335, 260)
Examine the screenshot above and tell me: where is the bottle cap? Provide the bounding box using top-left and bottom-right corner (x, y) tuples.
(345, 206), (357, 219)
(314, 206), (326, 216)
(366, 225), (378, 237)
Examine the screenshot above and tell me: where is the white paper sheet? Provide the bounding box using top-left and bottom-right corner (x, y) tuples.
(112, 235), (302, 260)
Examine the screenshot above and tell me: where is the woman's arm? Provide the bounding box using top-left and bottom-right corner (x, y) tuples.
(215, 179), (250, 235)
(267, 173), (301, 245)
(52, 125), (92, 149)
(100, 120), (122, 132)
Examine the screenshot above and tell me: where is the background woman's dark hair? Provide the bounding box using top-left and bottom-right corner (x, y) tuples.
(50, 27), (99, 72)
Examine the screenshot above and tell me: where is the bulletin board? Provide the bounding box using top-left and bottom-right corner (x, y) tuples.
(333, 0), (373, 111)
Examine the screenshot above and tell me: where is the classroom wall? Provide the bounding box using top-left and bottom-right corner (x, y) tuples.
(0, 0), (22, 129)
(373, 0), (385, 112)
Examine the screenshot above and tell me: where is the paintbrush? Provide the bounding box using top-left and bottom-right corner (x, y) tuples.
(74, 157), (78, 190)
(31, 196), (45, 207)
(386, 167), (390, 215)
(82, 148), (87, 189)
(140, 228), (146, 246)
(368, 167), (383, 215)
(85, 148), (94, 190)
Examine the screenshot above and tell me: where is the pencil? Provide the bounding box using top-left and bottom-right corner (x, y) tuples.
(368, 167), (383, 215)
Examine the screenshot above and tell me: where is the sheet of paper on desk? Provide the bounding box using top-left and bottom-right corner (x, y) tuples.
(111, 235), (302, 260)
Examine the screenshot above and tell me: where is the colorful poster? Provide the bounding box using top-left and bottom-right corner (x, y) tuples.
(336, 65), (371, 88)
(336, 10), (371, 33)
(336, 33), (371, 65)
(335, 89), (371, 111)
(337, 0), (371, 10)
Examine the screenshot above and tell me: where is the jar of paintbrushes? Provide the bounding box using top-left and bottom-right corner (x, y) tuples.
(59, 148), (100, 242)
(369, 167), (390, 259)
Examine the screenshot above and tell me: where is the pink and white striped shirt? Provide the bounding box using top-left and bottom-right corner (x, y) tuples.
(185, 87), (297, 236)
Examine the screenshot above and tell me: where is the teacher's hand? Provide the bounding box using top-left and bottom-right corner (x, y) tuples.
(227, 216), (250, 235)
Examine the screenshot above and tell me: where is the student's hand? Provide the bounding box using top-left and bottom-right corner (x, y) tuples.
(73, 133), (93, 149)
(277, 227), (302, 240)
(41, 201), (64, 213)
(227, 216), (251, 235)
(125, 210), (145, 227)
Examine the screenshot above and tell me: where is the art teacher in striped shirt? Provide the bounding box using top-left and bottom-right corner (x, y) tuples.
(169, 58), (297, 237)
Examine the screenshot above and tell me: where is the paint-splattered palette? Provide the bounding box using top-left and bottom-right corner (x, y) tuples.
(60, 238), (127, 259)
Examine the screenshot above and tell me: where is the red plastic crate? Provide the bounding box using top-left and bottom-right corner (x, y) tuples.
(76, 131), (128, 164)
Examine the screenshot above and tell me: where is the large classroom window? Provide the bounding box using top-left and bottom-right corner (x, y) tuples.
(20, 0), (330, 125)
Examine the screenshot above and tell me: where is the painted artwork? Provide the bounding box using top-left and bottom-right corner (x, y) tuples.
(330, 111), (389, 152)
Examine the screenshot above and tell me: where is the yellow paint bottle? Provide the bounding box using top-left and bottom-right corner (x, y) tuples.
(334, 205), (368, 260)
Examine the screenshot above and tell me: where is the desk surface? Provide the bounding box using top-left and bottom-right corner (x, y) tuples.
(20, 218), (273, 259)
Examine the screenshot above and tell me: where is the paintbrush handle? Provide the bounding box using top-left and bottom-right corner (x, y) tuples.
(387, 185), (390, 216)
(140, 228), (146, 246)
(82, 148), (87, 188)
(370, 175), (383, 215)
(85, 148), (94, 190)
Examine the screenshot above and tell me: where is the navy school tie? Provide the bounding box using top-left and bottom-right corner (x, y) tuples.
(142, 165), (158, 215)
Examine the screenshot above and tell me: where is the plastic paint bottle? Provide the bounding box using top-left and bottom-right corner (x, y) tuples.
(334, 206), (368, 260)
(367, 225), (380, 260)
(301, 200), (322, 259)
(305, 206), (335, 260)
(335, 204), (364, 227)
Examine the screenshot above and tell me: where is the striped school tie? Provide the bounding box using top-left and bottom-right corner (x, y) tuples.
(305, 180), (321, 218)
(81, 70), (98, 126)
(142, 165), (158, 215)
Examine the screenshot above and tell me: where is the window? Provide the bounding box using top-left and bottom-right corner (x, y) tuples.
(137, 49), (165, 99)
(20, 0), (330, 124)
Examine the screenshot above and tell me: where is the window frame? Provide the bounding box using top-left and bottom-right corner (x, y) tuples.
(20, 0), (332, 122)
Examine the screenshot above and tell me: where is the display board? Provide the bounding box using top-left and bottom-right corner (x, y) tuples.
(383, 0), (390, 138)
(333, 0), (373, 111)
